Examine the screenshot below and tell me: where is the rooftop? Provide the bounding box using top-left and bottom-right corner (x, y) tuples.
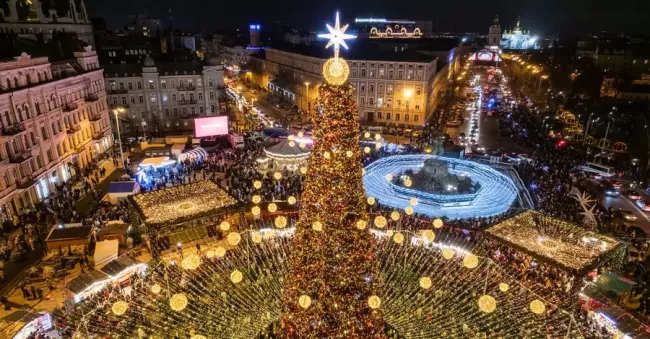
(46, 226), (93, 241)
(129, 180), (240, 227)
(486, 210), (621, 273)
(103, 60), (208, 78)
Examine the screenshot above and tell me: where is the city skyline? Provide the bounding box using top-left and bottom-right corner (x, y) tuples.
(87, 0), (650, 36)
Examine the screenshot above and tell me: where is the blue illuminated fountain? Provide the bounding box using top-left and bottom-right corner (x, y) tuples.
(364, 155), (518, 219)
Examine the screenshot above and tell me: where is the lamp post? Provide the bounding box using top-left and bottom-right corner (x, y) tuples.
(304, 82), (310, 115)
(112, 107), (126, 169)
(538, 75), (548, 94)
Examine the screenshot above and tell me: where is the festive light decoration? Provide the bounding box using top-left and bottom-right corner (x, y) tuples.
(367, 197), (376, 205)
(169, 293), (188, 311)
(268, 203), (278, 213)
(289, 141), (296, 147)
(288, 135), (295, 141)
(364, 132), (371, 138)
(530, 300), (546, 314)
(300, 167), (308, 174)
(364, 146), (371, 154)
(368, 295), (382, 309)
(251, 232), (263, 243)
(150, 284), (161, 294)
(253, 180), (263, 189)
(464, 254), (479, 269)
(215, 246), (226, 257)
(206, 250), (215, 258)
(375, 134), (381, 140)
(404, 178), (412, 187)
(252, 195), (262, 204)
(312, 221), (323, 231)
(251, 206), (261, 216)
(499, 283), (509, 292)
(478, 295), (497, 313)
(112, 300), (128, 315)
(356, 219), (368, 230)
(298, 295), (312, 309)
(374, 216), (387, 228)
(274, 172), (283, 180)
(191, 335), (207, 339)
(422, 230), (435, 242)
(442, 248), (455, 259)
(390, 211), (400, 221)
(409, 197), (418, 206)
(404, 206), (414, 215)
(433, 218), (444, 228)
(299, 142), (306, 148)
(227, 232), (242, 246)
(182, 254), (201, 270)
(230, 270), (243, 284)
(346, 150), (353, 157)
(393, 232), (405, 244)
(375, 142), (382, 149)
(385, 173), (393, 181)
(419, 277), (432, 289)
(288, 196), (297, 205)
(220, 221), (231, 231)
(298, 131), (304, 138)
(323, 151), (331, 159)
(275, 215), (288, 228)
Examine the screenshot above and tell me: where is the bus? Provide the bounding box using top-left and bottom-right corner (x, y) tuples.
(581, 162), (616, 177)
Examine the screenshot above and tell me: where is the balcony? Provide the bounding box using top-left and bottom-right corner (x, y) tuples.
(17, 176), (35, 189)
(1, 123), (26, 136)
(107, 89), (128, 94)
(89, 114), (102, 122)
(63, 103), (79, 112)
(85, 94), (99, 102)
(177, 85), (196, 91)
(93, 132), (104, 140)
(66, 125), (81, 134)
(178, 99), (198, 105)
(10, 151), (33, 164)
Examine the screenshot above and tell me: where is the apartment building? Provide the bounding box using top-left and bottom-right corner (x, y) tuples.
(103, 56), (224, 136)
(259, 42), (442, 129)
(0, 47), (112, 219)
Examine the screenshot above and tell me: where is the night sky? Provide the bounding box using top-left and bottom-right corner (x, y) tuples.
(86, 0), (650, 36)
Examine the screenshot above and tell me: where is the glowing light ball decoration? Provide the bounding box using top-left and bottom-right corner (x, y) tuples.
(422, 230), (435, 242)
(252, 195), (261, 204)
(364, 132), (371, 138)
(390, 211), (400, 221)
(530, 300), (546, 314)
(220, 221), (231, 231)
(253, 180), (262, 189)
(368, 295), (382, 309)
(268, 203), (278, 213)
(478, 295), (497, 313)
(463, 254), (479, 269)
(323, 151), (331, 159)
(433, 218), (444, 228)
(375, 134), (381, 140)
(404, 206), (414, 215)
(251, 232), (263, 243)
(404, 178), (413, 187)
(274, 172), (282, 180)
(299, 295), (312, 309)
(206, 250), (215, 258)
(364, 147), (371, 154)
(169, 293), (188, 311)
(191, 335), (207, 339)
(181, 254), (201, 270)
(227, 232), (241, 246)
(275, 215), (288, 228)
(323, 58), (350, 86)
(385, 173), (393, 181)
(499, 283), (509, 292)
(374, 216), (387, 228)
(289, 141), (295, 147)
(393, 232), (405, 244)
(215, 247), (226, 257)
(346, 150), (353, 157)
(230, 270), (243, 284)
(442, 248), (455, 259)
(367, 197), (376, 205)
(300, 167), (308, 174)
(112, 300), (128, 315)
(251, 206), (261, 216)
(298, 131), (304, 138)
(356, 220), (367, 230)
(409, 197), (418, 206)
(288, 196), (297, 205)
(419, 277), (432, 290)
(150, 284), (162, 294)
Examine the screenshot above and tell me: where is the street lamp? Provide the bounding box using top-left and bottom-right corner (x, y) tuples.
(537, 75), (548, 94)
(304, 82), (310, 114)
(112, 107), (126, 169)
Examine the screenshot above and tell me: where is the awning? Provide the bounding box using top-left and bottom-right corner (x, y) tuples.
(66, 270), (110, 295)
(100, 256), (143, 278)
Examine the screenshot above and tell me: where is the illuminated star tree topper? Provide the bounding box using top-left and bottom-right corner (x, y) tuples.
(318, 12), (356, 85)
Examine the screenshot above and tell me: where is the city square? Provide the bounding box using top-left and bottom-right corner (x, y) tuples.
(0, 2), (649, 339)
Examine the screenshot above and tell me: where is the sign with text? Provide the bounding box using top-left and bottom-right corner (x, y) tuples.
(194, 116), (228, 137)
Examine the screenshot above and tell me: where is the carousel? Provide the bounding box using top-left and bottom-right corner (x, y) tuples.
(261, 136), (311, 171)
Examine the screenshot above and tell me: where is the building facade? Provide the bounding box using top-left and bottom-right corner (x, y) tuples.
(260, 47), (440, 129)
(488, 16), (501, 48)
(0, 48), (112, 219)
(103, 57), (224, 136)
(500, 18), (540, 50)
(0, 0), (94, 47)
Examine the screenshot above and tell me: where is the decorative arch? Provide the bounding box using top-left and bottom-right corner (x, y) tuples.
(400, 27), (407, 34)
(414, 28), (422, 35)
(597, 138), (611, 149)
(584, 135), (597, 145)
(386, 27), (392, 35)
(370, 27), (378, 35)
(612, 142), (627, 152)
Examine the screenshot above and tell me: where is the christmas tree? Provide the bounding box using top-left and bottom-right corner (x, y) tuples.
(280, 12), (386, 339)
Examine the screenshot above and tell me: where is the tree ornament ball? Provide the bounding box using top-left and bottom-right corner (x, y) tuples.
(422, 230), (435, 242)
(289, 141), (295, 147)
(150, 284), (162, 294)
(364, 132), (371, 138)
(404, 206), (414, 215)
(227, 232), (242, 246)
(433, 218), (444, 228)
(288, 134), (295, 141)
(442, 248), (455, 260)
(367, 197), (376, 205)
(181, 254), (201, 270)
(375, 141), (382, 149)
(251, 206), (261, 216)
(267, 203), (278, 213)
(299, 142), (306, 148)
(298, 295), (312, 309)
(530, 300), (546, 314)
(324, 151), (331, 159)
(230, 270), (243, 284)
(499, 283), (509, 292)
(251, 232), (263, 244)
(409, 197), (418, 206)
(297, 131), (304, 138)
(364, 147), (371, 154)
(419, 277), (432, 289)
(275, 215), (288, 228)
(169, 293), (188, 311)
(375, 133), (381, 140)
(346, 150), (353, 158)
(274, 172), (282, 180)
(252, 195), (262, 204)
(478, 295), (497, 313)
(390, 211), (400, 221)
(219, 221), (231, 231)
(463, 254), (479, 269)
(368, 295), (382, 309)
(112, 300), (128, 315)
(393, 232), (405, 244)
(253, 180), (262, 189)
(312, 221), (323, 231)
(288, 196), (297, 205)
(374, 216), (387, 228)
(323, 57), (350, 85)
(215, 247), (227, 257)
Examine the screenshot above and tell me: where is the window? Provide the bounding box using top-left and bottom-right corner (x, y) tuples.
(368, 98), (374, 105)
(139, 96), (144, 103)
(121, 97), (127, 105)
(128, 82), (133, 90)
(119, 83), (125, 91)
(41, 127), (48, 140)
(198, 93), (203, 100)
(414, 115), (419, 122)
(180, 94), (186, 101)
(361, 69), (366, 77)
(163, 94), (168, 102)
(416, 71), (423, 80)
(137, 82), (142, 90)
(208, 80), (213, 87)
(377, 98), (383, 108)
(405, 114), (409, 122)
(200, 107), (204, 114)
(360, 83), (365, 93)
(130, 97), (135, 104)
(112, 97), (118, 105)
(369, 70), (375, 78)
(150, 94), (157, 103)
(395, 113), (400, 121)
(415, 104), (420, 110)
(182, 108), (187, 114)
(352, 69), (357, 77)
(386, 113), (391, 120)
(389, 70), (394, 79)
(397, 99), (401, 107)
(407, 70), (413, 80)
(387, 85), (393, 95)
(164, 109), (169, 116)
(190, 93), (194, 101)
(398, 71), (403, 79)
(197, 79), (202, 87)
(369, 85), (374, 93)
(360, 97), (365, 105)
(416, 87), (421, 96)
(172, 94), (177, 102)
(211, 105), (216, 113)
(405, 101), (410, 110)
(148, 81), (155, 89)
(191, 107), (196, 115)
(386, 99), (392, 108)
(188, 80), (193, 88)
(377, 112), (382, 119)
(209, 92), (214, 100)
(174, 108), (178, 114)
(161, 80), (167, 89)
(379, 69), (385, 78)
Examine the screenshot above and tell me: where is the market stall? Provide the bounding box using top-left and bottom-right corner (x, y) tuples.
(45, 225), (93, 254)
(94, 239), (119, 269)
(263, 138), (310, 171)
(106, 181), (140, 204)
(100, 255), (146, 283)
(67, 270), (111, 303)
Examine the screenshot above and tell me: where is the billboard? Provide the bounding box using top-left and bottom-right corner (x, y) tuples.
(194, 116), (228, 137)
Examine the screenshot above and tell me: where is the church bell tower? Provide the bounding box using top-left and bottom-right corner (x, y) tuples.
(488, 15), (501, 48)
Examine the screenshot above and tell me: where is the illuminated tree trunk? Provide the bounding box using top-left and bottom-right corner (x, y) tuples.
(280, 83), (386, 338)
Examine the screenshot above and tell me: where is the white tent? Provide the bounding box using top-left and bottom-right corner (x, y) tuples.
(93, 240), (119, 269)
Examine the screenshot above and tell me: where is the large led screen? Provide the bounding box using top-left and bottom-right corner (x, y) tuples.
(194, 116), (229, 137)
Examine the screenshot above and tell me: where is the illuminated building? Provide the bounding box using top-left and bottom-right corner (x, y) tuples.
(488, 16), (501, 47)
(103, 56), (223, 136)
(500, 17), (540, 50)
(0, 47), (112, 219)
(354, 17), (432, 38)
(0, 0), (94, 47)
(249, 23), (261, 47)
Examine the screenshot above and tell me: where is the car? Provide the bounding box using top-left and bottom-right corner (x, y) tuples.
(604, 184), (620, 197)
(609, 180), (623, 189)
(625, 189), (642, 200)
(446, 120), (462, 127)
(589, 172), (603, 180)
(636, 199), (650, 212)
(614, 209), (638, 221)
